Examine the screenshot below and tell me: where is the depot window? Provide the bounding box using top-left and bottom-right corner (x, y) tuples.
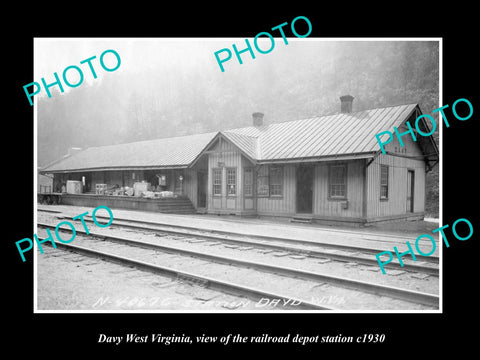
(226, 168), (236, 196)
(244, 168), (254, 197)
(269, 166), (283, 197)
(380, 165), (389, 200)
(329, 164), (347, 199)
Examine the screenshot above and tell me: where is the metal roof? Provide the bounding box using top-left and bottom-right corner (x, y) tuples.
(220, 131), (259, 160)
(223, 103), (419, 162)
(41, 103), (426, 173)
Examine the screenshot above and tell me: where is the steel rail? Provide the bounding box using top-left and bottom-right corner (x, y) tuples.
(86, 214), (440, 263)
(54, 215), (439, 275)
(40, 239), (333, 311)
(38, 208), (439, 264)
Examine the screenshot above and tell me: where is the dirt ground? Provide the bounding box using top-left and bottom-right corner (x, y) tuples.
(216, 214), (440, 237)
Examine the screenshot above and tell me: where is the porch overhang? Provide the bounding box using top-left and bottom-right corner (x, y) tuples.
(39, 164), (190, 175)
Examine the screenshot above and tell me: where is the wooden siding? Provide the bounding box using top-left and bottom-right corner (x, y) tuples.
(366, 154), (425, 218)
(256, 160), (365, 219)
(383, 121), (424, 157)
(256, 164), (296, 216)
(184, 168), (198, 208)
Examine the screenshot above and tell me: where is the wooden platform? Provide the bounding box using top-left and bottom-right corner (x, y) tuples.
(59, 194), (196, 214)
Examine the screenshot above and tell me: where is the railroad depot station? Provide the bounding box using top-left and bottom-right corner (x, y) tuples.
(39, 96), (439, 226)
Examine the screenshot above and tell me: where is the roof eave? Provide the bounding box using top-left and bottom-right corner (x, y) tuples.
(197, 132), (258, 166)
(39, 164), (190, 175)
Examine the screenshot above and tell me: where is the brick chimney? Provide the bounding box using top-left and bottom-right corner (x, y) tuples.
(252, 112), (264, 127)
(340, 95), (354, 113)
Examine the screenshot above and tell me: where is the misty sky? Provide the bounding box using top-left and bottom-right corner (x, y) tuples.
(34, 38), (301, 91)
(34, 38), (440, 106)
(34, 38), (439, 96)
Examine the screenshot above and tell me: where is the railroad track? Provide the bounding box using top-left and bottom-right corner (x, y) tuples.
(39, 209), (439, 276)
(37, 222), (439, 310)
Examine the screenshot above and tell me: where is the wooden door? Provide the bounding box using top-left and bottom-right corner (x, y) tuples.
(296, 166), (314, 213)
(197, 171), (207, 208)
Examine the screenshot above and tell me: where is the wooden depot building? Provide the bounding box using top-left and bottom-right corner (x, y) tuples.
(40, 96), (439, 225)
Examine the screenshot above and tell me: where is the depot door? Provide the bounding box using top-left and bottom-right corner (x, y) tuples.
(197, 171), (207, 208)
(296, 166), (314, 213)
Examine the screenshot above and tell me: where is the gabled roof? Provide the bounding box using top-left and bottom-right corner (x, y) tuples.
(220, 131), (259, 160)
(41, 132), (217, 173)
(223, 103), (420, 162)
